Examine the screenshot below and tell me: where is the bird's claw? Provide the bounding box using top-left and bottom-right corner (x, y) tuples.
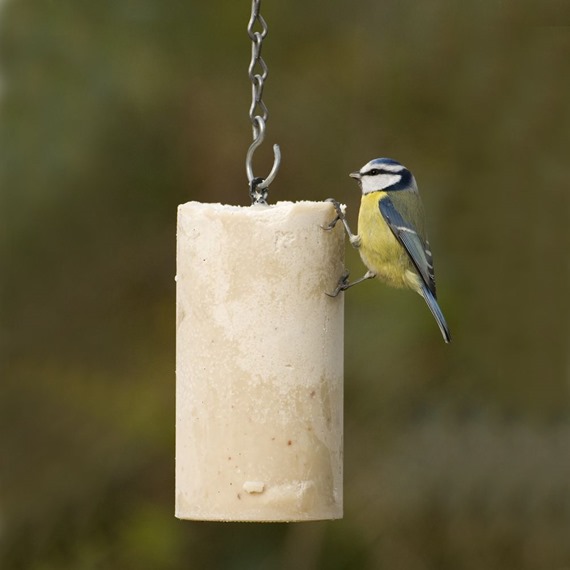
(321, 198), (346, 231)
(321, 216), (340, 231)
(325, 198), (346, 218)
(326, 269), (350, 297)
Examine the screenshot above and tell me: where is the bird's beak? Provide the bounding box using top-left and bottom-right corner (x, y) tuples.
(349, 171), (361, 180)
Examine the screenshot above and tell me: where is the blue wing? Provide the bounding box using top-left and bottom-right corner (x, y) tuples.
(378, 195), (437, 297)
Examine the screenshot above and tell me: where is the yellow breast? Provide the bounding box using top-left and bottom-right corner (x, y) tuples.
(357, 192), (419, 290)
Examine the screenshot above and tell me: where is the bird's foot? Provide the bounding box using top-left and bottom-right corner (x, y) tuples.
(321, 198), (347, 230)
(326, 269), (350, 297)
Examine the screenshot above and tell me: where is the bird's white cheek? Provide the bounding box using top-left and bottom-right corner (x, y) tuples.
(362, 174), (401, 194)
(379, 174), (401, 188)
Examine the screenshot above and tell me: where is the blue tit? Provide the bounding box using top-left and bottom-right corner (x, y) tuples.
(325, 157), (451, 343)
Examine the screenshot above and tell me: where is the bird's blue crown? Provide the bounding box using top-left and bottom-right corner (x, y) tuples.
(369, 158), (403, 168)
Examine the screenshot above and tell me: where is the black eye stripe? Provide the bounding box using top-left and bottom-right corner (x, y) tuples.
(363, 168), (391, 176)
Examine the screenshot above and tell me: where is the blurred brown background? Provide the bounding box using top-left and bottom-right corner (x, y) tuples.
(1, 1), (569, 569)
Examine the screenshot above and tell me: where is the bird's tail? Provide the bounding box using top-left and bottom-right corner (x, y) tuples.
(420, 284), (452, 343)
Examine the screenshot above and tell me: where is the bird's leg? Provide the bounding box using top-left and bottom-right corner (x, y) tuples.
(323, 198), (368, 297)
(326, 270), (376, 297)
(322, 198), (361, 248)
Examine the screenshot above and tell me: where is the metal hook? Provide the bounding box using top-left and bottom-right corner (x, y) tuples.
(258, 144), (281, 190)
(245, 116), (281, 192)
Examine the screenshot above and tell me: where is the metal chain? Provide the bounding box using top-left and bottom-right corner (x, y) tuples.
(247, 1), (268, 135)
(246, 0), (281, 204)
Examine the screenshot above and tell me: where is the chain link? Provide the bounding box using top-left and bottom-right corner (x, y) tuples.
(245, 0), (281, 204)
(247, 1), (269, 136)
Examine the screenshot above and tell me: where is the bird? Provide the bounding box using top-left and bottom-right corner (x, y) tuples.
(324, 157), (451, 343)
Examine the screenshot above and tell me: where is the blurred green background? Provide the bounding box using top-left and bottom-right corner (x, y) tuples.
(1, 1), (569, 568)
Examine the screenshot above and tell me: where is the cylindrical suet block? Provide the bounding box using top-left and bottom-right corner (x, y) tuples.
(176, 201), (344, 522)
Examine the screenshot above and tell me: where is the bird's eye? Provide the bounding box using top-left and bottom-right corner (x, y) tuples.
(368, 169), (381, 176)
